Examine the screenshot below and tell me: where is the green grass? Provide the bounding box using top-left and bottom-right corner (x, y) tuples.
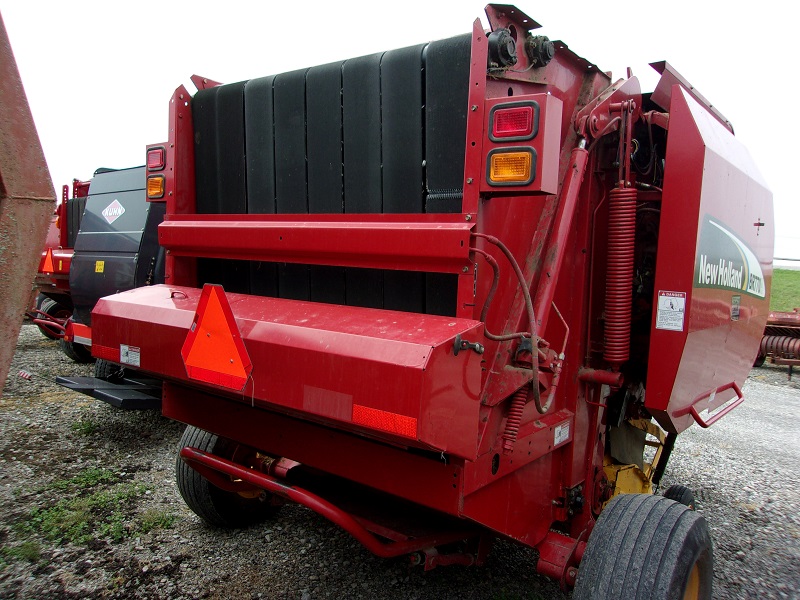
(139, 508), (178, 533)
(16, 467), (176, 547)
(0, 541), (41, 565)
(49, 467), (117, 491)
(70, 418), (98, 436)
(24, 482), (146, 544)
(770, 269), (800, 312)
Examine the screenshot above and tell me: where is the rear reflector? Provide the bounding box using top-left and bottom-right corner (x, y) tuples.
(487, 148), (536, 186)
(147, 175), (165, 199)
(352, 404), (418, 438)
(147, 147), (166, 171)
(42, 248), (55, 273)
(181, 284), (252, 391)
(489, 100), (539, 141)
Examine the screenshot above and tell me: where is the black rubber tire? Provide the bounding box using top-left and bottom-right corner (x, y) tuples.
(663, 484), (696, 510)
(37, 298), (70, 340)
(176, 425), (279, 528)
(573, 493), (712, 600)
(59, 338), (94, 363)
(753, 353), (766, 368)
(94, 359), (124, 380)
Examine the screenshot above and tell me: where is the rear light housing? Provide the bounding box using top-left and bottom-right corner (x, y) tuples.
(486, 147), (536, 186)
(489, 101), (539, 142)
(147, 175), (166, 199)
(147, 146), (166, 171)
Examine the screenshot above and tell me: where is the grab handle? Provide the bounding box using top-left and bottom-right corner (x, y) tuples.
(680, 381), (744, 428)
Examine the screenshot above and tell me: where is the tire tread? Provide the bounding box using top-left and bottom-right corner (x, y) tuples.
(573, 493), (712, 600)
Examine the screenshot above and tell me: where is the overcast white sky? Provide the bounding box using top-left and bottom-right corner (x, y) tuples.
(2, 1), (797, 256)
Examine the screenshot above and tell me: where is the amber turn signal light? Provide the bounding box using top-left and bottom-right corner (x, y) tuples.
(487, 148), (536, 186)
(147, 175), (165, 199)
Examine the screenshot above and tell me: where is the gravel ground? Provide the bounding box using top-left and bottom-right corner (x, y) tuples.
(1, 322), (799, 599)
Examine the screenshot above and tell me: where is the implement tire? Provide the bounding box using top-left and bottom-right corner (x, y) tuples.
(59, 338), (94, 363)
(663, 484), (696, 510)
(95, 359), (124, 380)
(37, 297), (70, 340)
(573, 493), (712, 600)
(176, 425), (279, 528)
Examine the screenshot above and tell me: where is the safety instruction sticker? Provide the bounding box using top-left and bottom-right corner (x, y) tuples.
(731, 295), (741, 321)
(95, 260), (104, 273)
(656, 291), (686, 331)
(120, 344), (140, 367)
(554, 421), (570, 447)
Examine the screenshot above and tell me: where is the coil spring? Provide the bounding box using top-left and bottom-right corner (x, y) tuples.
(603, 186), (637, 369)
(502, 386), (529, 454)
(761, 335), (800, 358)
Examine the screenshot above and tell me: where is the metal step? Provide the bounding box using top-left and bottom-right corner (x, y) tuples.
(56, 375), (161, 410)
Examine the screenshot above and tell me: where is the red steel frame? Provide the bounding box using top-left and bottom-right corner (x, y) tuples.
(90, 3), (771, 588)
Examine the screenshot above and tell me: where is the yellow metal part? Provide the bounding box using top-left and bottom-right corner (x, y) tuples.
(603, 418), (669, 505)
(683, 562), (701, 600)
(603, 461), (652, 502)
(628, 418), (668, 481)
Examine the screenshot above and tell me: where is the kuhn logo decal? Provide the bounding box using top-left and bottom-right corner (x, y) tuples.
(695, 216), (765, 298)
(101, 199), (125, 224)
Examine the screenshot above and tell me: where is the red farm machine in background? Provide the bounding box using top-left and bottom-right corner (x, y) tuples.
(756, 309), (800, 377)
(64, 4), (772, 597)
(29, 178), (89, 343)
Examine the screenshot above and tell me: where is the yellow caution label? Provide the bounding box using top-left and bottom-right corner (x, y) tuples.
(95, 261), (105, 273)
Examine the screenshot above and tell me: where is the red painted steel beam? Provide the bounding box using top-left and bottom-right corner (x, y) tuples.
(180, 446), (478, 557)
(159, 216), (473, 273)
(533, 143), (588, 333)
(0, 12), (57, 392)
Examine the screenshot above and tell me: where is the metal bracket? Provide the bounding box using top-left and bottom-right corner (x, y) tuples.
(454, 334), (485, 356)
(513, 336), (534, 363)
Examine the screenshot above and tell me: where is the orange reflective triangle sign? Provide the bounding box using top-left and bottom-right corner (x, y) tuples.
(181, 284), (252, 390)
(42, 249), (55, 273)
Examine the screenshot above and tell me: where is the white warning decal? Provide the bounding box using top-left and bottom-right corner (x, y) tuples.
(120, 344), (140, 367)
(102, 199), (125, 224)
(656, 291), (686, 332)
(554, 421), (570, 447)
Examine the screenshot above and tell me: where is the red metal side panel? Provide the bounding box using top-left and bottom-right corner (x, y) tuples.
(646, 86), (773, 432)
(92, 284), (484, 459)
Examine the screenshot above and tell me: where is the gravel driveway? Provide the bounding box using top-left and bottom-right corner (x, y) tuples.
(1, 323), (798, 599)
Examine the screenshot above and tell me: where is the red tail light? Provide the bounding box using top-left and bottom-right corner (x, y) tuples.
(147, 147), (166, 171)
(489, 101), (539, 141)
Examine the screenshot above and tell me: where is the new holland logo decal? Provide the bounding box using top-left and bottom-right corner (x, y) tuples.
(101, 199), (125, 224)
(695, 216), (765, 298)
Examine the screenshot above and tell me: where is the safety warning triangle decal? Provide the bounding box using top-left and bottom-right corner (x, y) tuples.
(181, 284), (252, 390)
(42, 248), (55, 273)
